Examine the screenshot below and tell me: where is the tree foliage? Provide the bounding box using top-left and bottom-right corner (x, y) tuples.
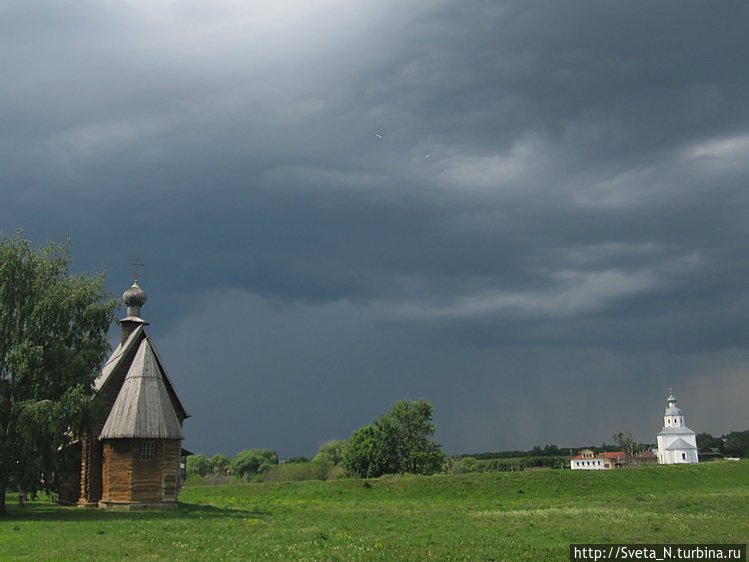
(313, 439), (347, 466)
(0, 232), (117, 515)
(230, 449), (278, 480)
(343, 398), (442, 478)
(531, 444), (562, 457)
(696, 432), (724, 450)
(286, 456), (310, 464)
(613, 432), (637, 467)
(343, 425), (382, 478)
(723, 430), (749, 458)
(208, 454), (232, 476)
(186, 453), (209, 476)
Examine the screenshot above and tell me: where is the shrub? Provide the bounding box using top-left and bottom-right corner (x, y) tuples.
(313, 440), (348, 465)
(442, 455), (481, 474)
(261, 460), (343, 482)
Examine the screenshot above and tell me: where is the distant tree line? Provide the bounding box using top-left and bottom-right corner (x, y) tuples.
(186, 441), (350, 484)
(186, 399), (444, 483)
(187, 449), (279, 482)
(444, 455), (569, 474)
(186, 410), (749, 486)
(465, 445), (576, 460)
(459, 441), (652, 461)
(697, 430), (749, 458)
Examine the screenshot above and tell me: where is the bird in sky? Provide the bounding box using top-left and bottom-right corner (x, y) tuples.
(376, 134), (382, 139)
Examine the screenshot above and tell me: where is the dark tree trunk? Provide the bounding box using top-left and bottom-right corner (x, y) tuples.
(0, 486), (7, 516)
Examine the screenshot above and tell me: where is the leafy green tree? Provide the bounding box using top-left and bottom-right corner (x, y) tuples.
(344, 425), (385, 478)
(0, 232), (117, 515)
(287, 456), (309, 464)
(208, 453), (232, 476)
(441, 455), (462, 475)
(186, 453), (209, 476)
(543, 444), (560, 456)
(460, 456), (480, 473)
(531, 444), (560, 457)
(313, 439), (347, 465)
(379, 398), (443, 475)
(696, 432), (724, 450)
(723, 430), (749, 458)
(344, 399), (442, 478)
(230, 449), (278, 480)
(613, 432), (637, 467)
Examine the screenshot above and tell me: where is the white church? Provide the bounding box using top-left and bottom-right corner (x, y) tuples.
(656, 391), (698, 464)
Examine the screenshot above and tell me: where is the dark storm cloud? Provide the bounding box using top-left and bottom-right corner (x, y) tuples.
(2, 1), (749, 455)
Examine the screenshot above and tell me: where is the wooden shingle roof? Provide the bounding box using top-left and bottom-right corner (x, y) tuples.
(99, 338), (185, 440)
(95, 323), (146, 393)
(95, 325), (189, 423)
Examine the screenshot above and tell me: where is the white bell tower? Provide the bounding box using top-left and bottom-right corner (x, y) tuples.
(656, 390), (698, 464)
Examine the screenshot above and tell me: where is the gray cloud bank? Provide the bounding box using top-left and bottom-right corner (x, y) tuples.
(2, 1), (748, 456)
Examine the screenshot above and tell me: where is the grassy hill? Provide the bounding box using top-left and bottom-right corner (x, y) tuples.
(1, 461), (747, 560)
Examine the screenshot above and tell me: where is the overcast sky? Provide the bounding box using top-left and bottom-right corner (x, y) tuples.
(3, 1), (749, 458)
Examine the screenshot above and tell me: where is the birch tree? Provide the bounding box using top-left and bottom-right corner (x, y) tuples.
(0, 232), (116, 515)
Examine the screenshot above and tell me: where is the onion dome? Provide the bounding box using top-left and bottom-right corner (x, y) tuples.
(664, 391), (682, 416)
(123, 281), (147, 319)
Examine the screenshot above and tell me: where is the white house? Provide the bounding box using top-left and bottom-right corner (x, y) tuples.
(656, 391), (698, 464)
(571, 449), (604, 470)
(570, 449), (626, 470)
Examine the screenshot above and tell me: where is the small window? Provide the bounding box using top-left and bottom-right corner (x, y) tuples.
(142, 441), (156, 461)
(681, 452), (686, 460)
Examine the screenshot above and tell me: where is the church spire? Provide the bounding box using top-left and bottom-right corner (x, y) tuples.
(120, 259), (149, 345)
(123, 281), (147, 319)
(663, 390), (684, 429)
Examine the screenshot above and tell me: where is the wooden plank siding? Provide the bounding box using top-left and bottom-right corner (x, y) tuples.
(78, 438), (103, 506)
(160, 441), (181, 501)
(101, 440), (134, 503)
(100, 439), (182, 507)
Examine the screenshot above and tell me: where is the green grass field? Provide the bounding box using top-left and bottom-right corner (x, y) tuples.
(1, 461), (747, 561)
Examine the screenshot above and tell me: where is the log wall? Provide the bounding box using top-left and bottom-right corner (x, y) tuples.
(77, 438), (103, 505)
(160, 440), (181, 502)
(101, 439), (182, 504)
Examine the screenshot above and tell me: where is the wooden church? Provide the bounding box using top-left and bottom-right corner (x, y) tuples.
(59, 278), (189, 509)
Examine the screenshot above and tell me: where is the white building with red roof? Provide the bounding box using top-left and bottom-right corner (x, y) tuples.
(570, 449), (626, 470)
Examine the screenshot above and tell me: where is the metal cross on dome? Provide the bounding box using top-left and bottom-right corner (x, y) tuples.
(130, 257), (145, 281)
